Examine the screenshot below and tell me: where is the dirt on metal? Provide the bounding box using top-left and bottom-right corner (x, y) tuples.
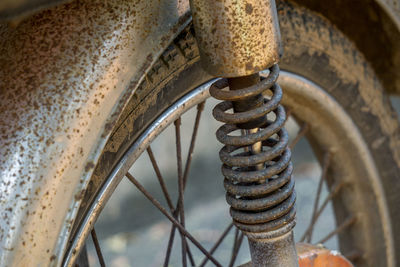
(190, 0), (282, 77)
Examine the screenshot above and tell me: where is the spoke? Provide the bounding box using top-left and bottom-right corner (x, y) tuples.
(317, 216), (357, 244)
(147, 146), (175, 212)
(175, 118), (189, 267)
(163, 224), (177, 267)
(289, 122), (309, 149)
(91, 228), (106, 267)
(183, 102), (205, 188)
(228, 229), (239, 267)
(163, 217), (195, 267)
(163, 103), (205, 267)
(199, 223), (234, 267)
(305, 152), (332, 243)
(229, 228), (239, 266)
(125, 172), (222, 267)
(133, 102), (205, 267)
(300, 181), (345, 242)
(185, 239), (196, 266)
(229, 229), (245, 267)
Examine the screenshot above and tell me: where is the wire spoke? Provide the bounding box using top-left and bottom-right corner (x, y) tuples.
(229, 229), (245, 267)
(199, 223), (234, 267)
(147, 146), (175, 212)
(125, 172), (222, 267)
(300, 181), (345, 242)
(183, 101), (205, 188)
(148, 141), (191, 266)
(175, 118), (189, 267)
(163, 216), (195, 267)
(305, 152), (332, 243)
(91, 228), (106, 267)
(163, 102), (205, 267)
(163, 223), (177, 267)
(185, 239), (196, 266)
(317, 216), (357, 244)
(289, 123), (309, 149)
(230, 228), (239, 264)
(162, 214), (195, 266)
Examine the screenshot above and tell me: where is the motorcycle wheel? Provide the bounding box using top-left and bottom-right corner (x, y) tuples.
(63, 1), (400, 266)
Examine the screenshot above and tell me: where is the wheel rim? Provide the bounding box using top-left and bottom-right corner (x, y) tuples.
(63, 71), (394, 267)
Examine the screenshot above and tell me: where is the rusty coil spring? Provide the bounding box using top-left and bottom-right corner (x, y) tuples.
(209, 65), (296, 235)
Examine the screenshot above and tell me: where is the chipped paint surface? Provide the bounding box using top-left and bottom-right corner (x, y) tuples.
(0, 0), (190, 266)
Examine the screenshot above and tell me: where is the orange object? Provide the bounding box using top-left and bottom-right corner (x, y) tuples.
(297, 243), (354, 267)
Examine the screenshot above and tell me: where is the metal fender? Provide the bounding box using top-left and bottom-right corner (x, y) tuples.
(0, 0), (191, 266)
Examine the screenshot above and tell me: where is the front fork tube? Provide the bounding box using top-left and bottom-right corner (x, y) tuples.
(189, 0), (298, 266)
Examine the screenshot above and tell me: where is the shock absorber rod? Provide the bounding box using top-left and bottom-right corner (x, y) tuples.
(228, 74), (264, 170)
(189, 0), (298, 266)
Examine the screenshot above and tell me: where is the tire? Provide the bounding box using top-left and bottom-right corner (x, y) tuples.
(66, 1), (400, 266)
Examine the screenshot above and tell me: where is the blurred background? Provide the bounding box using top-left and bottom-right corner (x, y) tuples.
(83, 96), (400, 267)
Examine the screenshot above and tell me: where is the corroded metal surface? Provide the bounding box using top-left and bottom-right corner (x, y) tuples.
(248, 232), (298, 266)
(190, 0), (282, 77)
(0, 0), (191, 266)
(210, 66), (296, 240)
(1, 0), (399, 29)
(210, 63), (298, 265)
(0, 0), (398, 266)
(1, 0), (399, 92)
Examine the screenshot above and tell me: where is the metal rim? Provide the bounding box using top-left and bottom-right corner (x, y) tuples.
(63, 71), (394, 266)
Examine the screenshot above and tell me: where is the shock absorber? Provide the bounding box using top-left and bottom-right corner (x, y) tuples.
(210, 66), (297, 266)
(190, 0), (298, 266)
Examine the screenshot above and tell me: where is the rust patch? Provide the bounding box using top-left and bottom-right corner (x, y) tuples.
(245, 3), (253, 14)
(84, 162), (95, 172)
(74, 190), (85, 201)
(190, 0), (281, 76)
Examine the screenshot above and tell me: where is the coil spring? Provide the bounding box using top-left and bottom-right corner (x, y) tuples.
(210, 65), (296, 236)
